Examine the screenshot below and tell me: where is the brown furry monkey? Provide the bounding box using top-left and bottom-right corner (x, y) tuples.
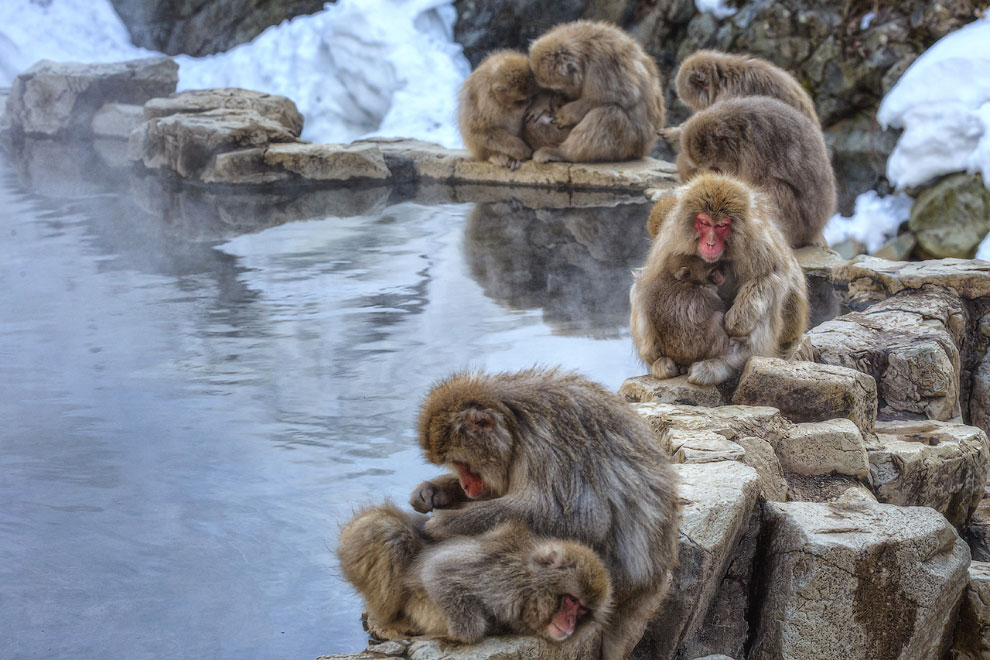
(528, 20), (665, 163)
(337, 504), (612, 645)
(523, 91), (572, 150)
(631, 253), (736, 374)
(646, 192), (677, 238)
(410, 367), (679, 660)
(661, 50), (818, 143)
(679, 96), (837, 248)
(458, 50), (537, 170)
(631, 173), (808, 385)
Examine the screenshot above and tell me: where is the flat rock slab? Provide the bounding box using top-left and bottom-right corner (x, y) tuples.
(632, 402), (792, 448)
(265, 143), (390, 181)
(666, 429), (746, 464)
(870, 419), (990, 528)
(777, 419), (870, 479)
(5, 57), (177, 137)
(319, 633), (600, 660)
(835, 256), (990, 304)
(749, 502), (971, 660)
(952, 561), (990, 660)
(633, 461), (761, 660)
(732, 358), (878, 434)
(144, 88), (303, 137)
(620, 375), (725, 407)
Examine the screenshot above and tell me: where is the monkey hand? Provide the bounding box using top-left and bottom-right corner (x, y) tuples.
(553, 105), (581, 128)
(659, 126), (681, 143)
(650, 357), (679, 379)
(724, 305), (757, 337)
(410, 477), (463, 514)
(533, 147), (564, 163)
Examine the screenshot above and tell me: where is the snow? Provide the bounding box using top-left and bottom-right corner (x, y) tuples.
(878, 15), (990, 189)
(0, 0), (470, 147)
(823, 190), (914, 254)
(694, 0), (737, 20)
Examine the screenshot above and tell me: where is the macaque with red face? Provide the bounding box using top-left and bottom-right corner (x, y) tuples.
(337, 504), (612, 645)
(631, 173), (808, 384)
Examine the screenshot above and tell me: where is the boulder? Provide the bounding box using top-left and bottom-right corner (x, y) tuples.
(776, 419), (871, 480)
(952, 562), (990, 660)
(833, 256), (990, 306)
(968, 488), (990, 562)
(871, 232), (916, 261)
(632, 402), (792, 449)
(632, 461), (762, 660)
(318, 633), (598, 660)
(620, 375), (725, 407)
(264, 143), (391, 181)
(971, 351), (990, 437)
(200, 147), (293, 185)
(734, 436), (788, 503)
(909, 173), (990, 259)
(748, 502), (971, 660)
(869, 420), (990, 528)
(5, 57), (177, 137)
(732, 358), (878, 435)
(91, 103), (145, 139)
(144, 88), (304, 137)
(665, 429), (746, 464)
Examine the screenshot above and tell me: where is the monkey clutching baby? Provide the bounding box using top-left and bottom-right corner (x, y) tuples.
(631, 173), (808, 385)
(338, 504), (612, 645)
(409, 367), (679, 660)
(527, 20), (665, 163)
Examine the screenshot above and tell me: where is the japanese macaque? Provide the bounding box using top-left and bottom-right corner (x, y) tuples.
(528, 20), (665, 163)
(458, 50), (537, 170)
(646, 193), (677, 238)
(337, 505), (612, 645)
(410, 367), (680, 660)
(630, 253), (737, 375)
(661, 50), (818, 143)
(631, 173), (808, 385)
(678, 96), (837, 248)
(523, 91), (572, 150)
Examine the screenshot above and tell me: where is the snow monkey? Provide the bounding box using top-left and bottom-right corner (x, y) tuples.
(631, 173), (808, 385)
(410, 367), (680, 660)
(528, 20), (665, 163)
(337, 505), (612, 645)
(661, 49), (818, 143)
(522, 91), (572, 151)
(678, 96), (837, 249)
(458, 50), (537, 170)
(629, 253), (737, 375)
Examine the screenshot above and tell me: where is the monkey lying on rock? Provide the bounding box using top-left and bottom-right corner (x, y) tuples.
(338, 503), (612, 645)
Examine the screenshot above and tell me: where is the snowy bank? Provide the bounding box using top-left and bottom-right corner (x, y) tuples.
(823, 191), (913, 254)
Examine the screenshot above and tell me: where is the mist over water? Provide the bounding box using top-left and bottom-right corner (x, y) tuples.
(0, 144), (649, 658)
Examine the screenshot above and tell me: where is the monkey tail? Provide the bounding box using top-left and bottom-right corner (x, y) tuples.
(337, 503), (425, 622)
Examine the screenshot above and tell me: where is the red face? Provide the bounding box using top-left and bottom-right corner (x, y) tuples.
(694, 212), (732, 262)
(545, 594), (588, 641)
(454, 462), (486, 499)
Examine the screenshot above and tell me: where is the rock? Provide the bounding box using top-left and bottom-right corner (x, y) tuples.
(971, 351), (990, 437)
(967, 488), (990, 561)
(6, 57), (177, 137)
(952, 562), (990, 660)
(406, 634), (599, 659)
(632, 402), (793, 449)
(795, 245), (847, 279)
(909, 173), (990, 259)
(748, 502), (971, 660)
(366, 640), (408, 656)
(831, 238), (867, 261)
(129, 108), (299, 178)
(620, 375), (725, 407)
(784, 473), (871, 504)
(732, 358), (878, 435)
(108, 0), (325, 56)
(835, 256), (990, 304)
(264, 143), (391, 181)
(734, 435), (788, 502)
(869, 419), (990, 528)
(834, 483), (879, 504)
(453, 0), (585, 67)
(777, 419), (871, 480)
(824, 114), (900, 215)
(666, 429), (746, 464)
(798, 288), (964, 422)
(144, 88), (304, 137)
(632, 461), (762, 660)
(871, 232), (916, 261)
(91, 103), (145, 139)
(201, 147), (293, 185)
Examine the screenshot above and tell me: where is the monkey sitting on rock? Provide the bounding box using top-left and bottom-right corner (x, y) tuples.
(338, 503), (612, 645)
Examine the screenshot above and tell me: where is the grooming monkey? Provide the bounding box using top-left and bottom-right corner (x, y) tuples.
(410, 367), (679, 660)
(661, 50), (818, 143)
(528, 20), (665, 162)
(458, 50), (537, 170)
(631, 173), (808, 385)
(631, 253), (737, 374)
(678, 96), (837, 248)
(338, 504), (612, 645)
(523, 91), (572, 150)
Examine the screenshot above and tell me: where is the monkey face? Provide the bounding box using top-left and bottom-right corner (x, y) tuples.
(694, 212), (732, 263)
(676, 63), (715, 110)
(492, 66), (537, 110)
(420, 403), (512, 499)
(524, 540), (611, 642)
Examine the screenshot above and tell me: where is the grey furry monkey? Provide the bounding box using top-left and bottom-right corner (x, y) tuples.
(678, 96), (837, 248)
(337, 504), (612, 645)
(528, 20), (665, 162)
(409, 367), (680, 660)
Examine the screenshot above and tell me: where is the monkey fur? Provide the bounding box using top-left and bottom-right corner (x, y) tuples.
(662, 49), (818, 143)
(678, 96), (837, 249)
(458, 50), (537, 170)
(646, 192), (677, 238)
(337, 503), (612, 645)
(523, 91), (572, 150)
(528, 20), (665, 163)
(410, 367), (679, 660)
(631, 173), (808, 385)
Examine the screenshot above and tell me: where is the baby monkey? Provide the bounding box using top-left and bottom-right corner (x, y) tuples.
(338, 504), (612, 645)
(458, 50), (537, 169)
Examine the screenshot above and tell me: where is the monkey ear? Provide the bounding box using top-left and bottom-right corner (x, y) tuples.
(675, 266), (690, 281)
(462, 408), (496, 433)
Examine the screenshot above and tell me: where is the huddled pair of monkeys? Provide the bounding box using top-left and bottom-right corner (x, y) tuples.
(458, 20), (666, 167)
(338, 368), (680, 660)
(630, 50), (837, 385)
